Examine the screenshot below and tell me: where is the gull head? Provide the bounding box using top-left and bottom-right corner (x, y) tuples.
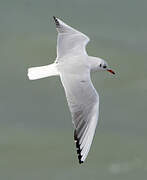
(98, 59), (115, 75)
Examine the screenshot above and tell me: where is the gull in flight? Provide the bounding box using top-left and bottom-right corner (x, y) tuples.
(28, 16), (115, 164)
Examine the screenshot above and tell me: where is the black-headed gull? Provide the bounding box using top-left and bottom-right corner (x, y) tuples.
(28, 16), (115, 164)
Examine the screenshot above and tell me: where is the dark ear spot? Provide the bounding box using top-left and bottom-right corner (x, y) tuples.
(100, 64), (102, 67)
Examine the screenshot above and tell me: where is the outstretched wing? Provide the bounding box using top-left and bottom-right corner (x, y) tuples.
(60, 72), (99, 163)
(53, 16), (90, 59)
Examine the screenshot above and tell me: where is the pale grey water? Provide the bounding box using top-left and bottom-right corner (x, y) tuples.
(0, 0), (147, 179)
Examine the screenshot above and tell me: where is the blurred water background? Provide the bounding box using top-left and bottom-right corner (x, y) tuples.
(0, 0), (147, 179)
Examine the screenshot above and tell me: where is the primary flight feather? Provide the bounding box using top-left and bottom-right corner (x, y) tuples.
(28, 16), (115, 164)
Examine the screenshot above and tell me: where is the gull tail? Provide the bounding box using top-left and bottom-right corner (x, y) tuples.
(28, 63), (59, 80)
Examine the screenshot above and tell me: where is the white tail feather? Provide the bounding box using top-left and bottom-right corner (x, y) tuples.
(28, 63), (59, 80)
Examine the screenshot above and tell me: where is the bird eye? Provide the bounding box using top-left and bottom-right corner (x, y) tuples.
(103, 65), (107, 69)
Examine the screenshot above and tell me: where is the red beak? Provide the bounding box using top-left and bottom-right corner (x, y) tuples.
(107, 69), (115, 75)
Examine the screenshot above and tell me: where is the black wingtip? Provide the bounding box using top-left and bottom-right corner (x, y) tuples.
(74, 130), (84, 164)
(79, 160), (84, 164)
(53, 16), (56, 21)
(53, 16), (60, 27)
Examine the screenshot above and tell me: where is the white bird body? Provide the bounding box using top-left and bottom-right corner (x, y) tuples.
(28, 17), (115, 164)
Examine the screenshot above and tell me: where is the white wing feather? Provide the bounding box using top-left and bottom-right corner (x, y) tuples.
(53, 17), (90, 59)
(60, 72), (99, 163)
